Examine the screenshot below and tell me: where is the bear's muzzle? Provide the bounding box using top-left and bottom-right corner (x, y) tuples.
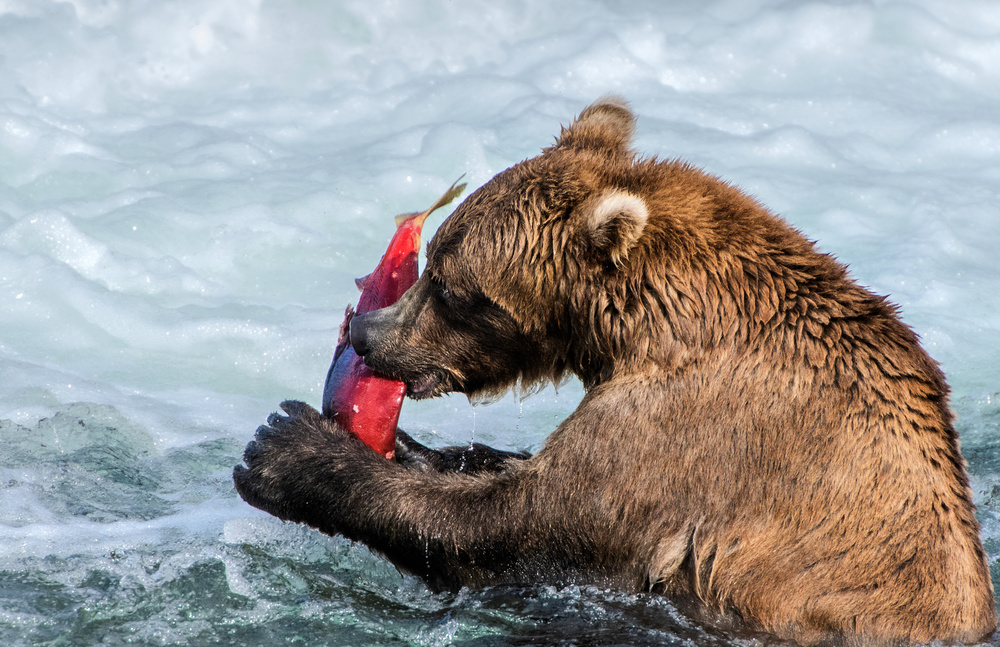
(349, 306), (393, 358)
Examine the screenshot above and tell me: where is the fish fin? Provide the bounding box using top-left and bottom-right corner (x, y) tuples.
(393, 212), (424, 228)
(355, 274), (371, 291)
(332, 303), (355, 360)
(395, 176), (468, 229)
(422, 175), (467, 221)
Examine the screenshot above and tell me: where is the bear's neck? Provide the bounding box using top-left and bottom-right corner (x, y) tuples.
(570, 239), (931, 399)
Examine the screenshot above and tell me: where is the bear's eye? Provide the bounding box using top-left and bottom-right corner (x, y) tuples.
(431, 277), (455, 306)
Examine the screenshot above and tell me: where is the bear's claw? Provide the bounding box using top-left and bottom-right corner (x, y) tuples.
(233, 402), (321, 517)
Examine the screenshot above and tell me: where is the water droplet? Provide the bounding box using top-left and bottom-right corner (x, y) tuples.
(514, 382), (524, 433)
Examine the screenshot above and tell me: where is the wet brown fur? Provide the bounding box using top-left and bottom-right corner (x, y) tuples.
(235, 97), (996, 646)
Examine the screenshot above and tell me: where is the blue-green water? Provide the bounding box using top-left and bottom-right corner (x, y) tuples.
(4, 394), (1000, 646)
(5, 394), (737, 647)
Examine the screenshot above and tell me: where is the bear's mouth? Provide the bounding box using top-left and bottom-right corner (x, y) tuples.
(406, 372), (444, 400)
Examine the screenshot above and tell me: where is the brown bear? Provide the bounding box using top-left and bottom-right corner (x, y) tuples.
(233, 97), (997, 646)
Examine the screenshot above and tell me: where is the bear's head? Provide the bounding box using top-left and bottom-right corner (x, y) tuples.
(350, 97), (734, 400)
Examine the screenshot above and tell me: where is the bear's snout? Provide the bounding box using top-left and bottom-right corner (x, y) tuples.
(349, 305), (399, 360)
(349, 311), (374, 357)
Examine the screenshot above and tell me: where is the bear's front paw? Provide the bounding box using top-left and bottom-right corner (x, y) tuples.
(233, 400), (339, 522)
(394, 429), (446, 472)
(233, 400), (392, 536)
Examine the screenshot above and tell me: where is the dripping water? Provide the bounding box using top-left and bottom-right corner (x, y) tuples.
(514, 382), (524, 433)
(470, 406), (477, 448)
(458, 407), (477, 473)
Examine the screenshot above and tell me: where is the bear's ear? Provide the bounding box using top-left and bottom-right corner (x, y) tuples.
(554, 95), (636, 153)
(577, 188), (648, 266)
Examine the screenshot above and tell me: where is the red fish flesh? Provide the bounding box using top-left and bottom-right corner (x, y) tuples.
(322, 180), (465, 458)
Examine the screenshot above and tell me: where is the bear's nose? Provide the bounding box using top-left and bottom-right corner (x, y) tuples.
(349, 312), (371, 357)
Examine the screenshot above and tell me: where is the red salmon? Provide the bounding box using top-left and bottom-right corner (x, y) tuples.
(321, 180), (466, 458)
